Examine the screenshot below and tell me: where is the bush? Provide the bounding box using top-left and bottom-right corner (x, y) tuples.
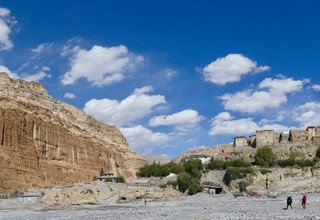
(176, 172), (202, 195)
(115, 176), (126, 183)
(289, 150), (305, 160)
(225, 158), (251, 168)
(313, 157), (320, 163)
(316, 147), (320, 159)
(207, 158), (251, 170)
(183, 159), (203, 178)
(223, 167), (255, 186)
(277, 158), (295, 167)
(137, 162), (183, 177)
(187, 181), (203, 195)
(104, 177), (113, 182)
(207, 158), (225, 170)
(258, 168), (272, 175)
(277, 158), (315, 167)
(254, 146), (277, 167)
(183, 159), (203, 172)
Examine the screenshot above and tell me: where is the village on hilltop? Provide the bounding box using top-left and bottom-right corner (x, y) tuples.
(233, 126), (320, 149)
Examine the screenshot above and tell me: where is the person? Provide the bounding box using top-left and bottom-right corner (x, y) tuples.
(284, 196), (293, 210)
(302, 194), (307, 209)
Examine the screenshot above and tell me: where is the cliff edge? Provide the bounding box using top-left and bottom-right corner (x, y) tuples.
(0, 73), (146, 195)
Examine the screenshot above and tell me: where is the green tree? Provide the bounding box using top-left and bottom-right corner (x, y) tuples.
(254, 146), (277, 167)
(183, 158), (203, 178)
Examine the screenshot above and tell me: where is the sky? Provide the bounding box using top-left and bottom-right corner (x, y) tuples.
(0, 1), (320, 159)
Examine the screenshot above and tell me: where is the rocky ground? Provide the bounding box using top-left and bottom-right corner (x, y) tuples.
(1, 193), (320, 219)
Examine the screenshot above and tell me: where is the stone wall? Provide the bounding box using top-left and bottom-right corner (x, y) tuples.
(289, 130), (308, 143)
(256, 130), (274, 148)
(233, 137), (248, 148)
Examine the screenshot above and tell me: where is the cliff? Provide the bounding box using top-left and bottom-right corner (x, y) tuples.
(0, 73), (146, 195)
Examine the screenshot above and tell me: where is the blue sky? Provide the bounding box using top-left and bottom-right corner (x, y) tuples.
(1, 1), (320, 159)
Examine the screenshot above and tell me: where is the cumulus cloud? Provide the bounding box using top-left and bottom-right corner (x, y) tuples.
(291, 102), (320, 128)
(149, 109), (203, 132)
(64, 92), (76, 99)
(61, 45), (144, 86)
(210, 112), (259, 136)
(201, 54), (270, 85)
(120, 125), (169, 151)
(0, 7), (16, 51)
(84, 86), (166, 127)
(210, 112), (295, 136)
(220, 77), (307, 113)
(311, 84), (320, 91)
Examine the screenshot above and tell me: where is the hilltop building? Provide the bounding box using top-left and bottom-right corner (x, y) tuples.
(233, 126), (320, 149)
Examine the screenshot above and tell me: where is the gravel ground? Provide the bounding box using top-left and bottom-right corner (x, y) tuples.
(1, 193), (320, 219)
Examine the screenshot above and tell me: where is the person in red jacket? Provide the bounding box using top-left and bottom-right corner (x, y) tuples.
(302, 194), (307, 209)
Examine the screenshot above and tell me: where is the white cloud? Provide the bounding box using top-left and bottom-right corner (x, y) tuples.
(23, 71), (50, 82)
(210, 112), (259, 136)
(220, 77), (307, 113)
(163, 68), (178, 80)
(120, 125), (169, 151)
(311, 84), (320, 91)
(201, 54), (270, 85)
(84, 86), (166, 127)
(0, 7), (16, 51)
(259, 77), (308, 93)
(61, 45), (144, 86)
(0, 65), (50, 82)
(31, 43), (53, 56)
(149, 109), (203, 132)
(64, 92), (76, 99)
(210, 112), (295, 136)
(0, 65), (19, 78)
(292, 102), (320, 128)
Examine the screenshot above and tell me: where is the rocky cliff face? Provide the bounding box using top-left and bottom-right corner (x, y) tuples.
(0, 73), (146, 195)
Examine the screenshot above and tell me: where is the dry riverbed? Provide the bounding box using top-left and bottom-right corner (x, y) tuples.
(1, 193), (320, 219)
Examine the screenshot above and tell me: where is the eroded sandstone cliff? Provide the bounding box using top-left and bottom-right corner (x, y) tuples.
(0, 73), (146, 195)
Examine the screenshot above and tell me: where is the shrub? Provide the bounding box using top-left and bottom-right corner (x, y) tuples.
(254, 146), (277, 167)
(277, 158), (315, 167)
(183, 159), (203, 178)
(104, 177), (114, 182)
(277, 158), (295, 167)
(207, 158), (225, 170)
(258, 168), (272, 175)
(115, 176), (126, 183)
(177, 172), (193, 192)
(313, 157), (320, 163)
(295, 159), (315, 167)
(207, 158), (251, 170)
(225, 158), (251, 168)
(223, 167), (255, 186)
(137, 162), (182, 177)
(187, 181), (203, 195)
(176, 172), (202, 195)
(316, 147), (320, 159)
(183, 158), (203, 172)
(289, 150), (305, 160)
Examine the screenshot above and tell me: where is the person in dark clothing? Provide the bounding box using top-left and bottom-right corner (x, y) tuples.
(284, 196), (293, 210)
(302, 194), (307, 209)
